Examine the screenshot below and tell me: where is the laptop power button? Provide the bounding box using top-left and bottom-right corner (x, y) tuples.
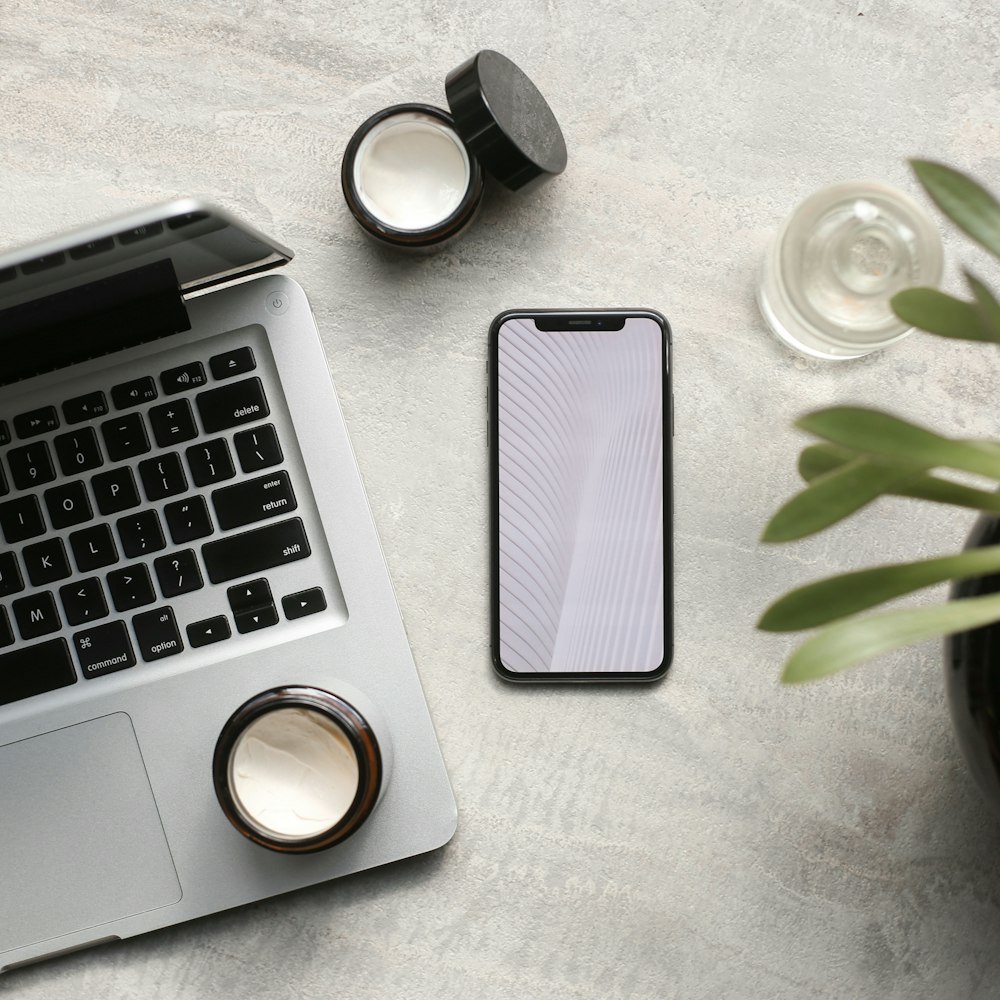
(265, 290), (289, 315)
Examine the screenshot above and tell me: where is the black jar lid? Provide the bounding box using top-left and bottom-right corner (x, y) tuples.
(445, 50), (567, 191)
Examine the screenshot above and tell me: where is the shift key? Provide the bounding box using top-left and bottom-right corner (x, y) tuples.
(202, 517), (311, 584)
(196, 377), (270, 434)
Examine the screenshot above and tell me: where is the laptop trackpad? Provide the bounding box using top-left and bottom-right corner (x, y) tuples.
(0, 713), (182, 956)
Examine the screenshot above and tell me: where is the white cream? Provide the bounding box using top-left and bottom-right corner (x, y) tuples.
(228, 707), (360, 841)
(353, 112), (471, 231)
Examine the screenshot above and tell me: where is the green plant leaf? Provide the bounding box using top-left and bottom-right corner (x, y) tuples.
(760, 545), (1000, 632)
(911, 159), (1000, 259)
(798, 443), (854, 480)
(890, 287), (999, 343)
(762, 457), (916, 543)
(798, 443), (1000, 513)
(781, 592), (1000, 683)
(966, 271), (1000, 340)
(797, 407), (1000, 480)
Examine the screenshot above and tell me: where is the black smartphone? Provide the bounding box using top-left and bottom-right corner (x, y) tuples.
(489, 309), (673, 683)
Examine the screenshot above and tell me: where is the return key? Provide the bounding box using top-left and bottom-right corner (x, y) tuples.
(212, 470), (297, 530)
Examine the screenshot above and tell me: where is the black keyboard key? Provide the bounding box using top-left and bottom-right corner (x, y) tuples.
(44, 480), (93, 529)
(202, 517), (311, 584)
(8, 442), (56, 490)
(0, 551), (23, 597)
(14, 405), (59, 440)
(187, 615), (231, 648)
(227, 577), (273, 615)
(229, 577), (278, 634)
(282, 587), (327, 620)
(133, 607), (183, 662)
(54, 427), (103, 476)
(235, 604), (279, 634)
(74, 620), (134, 678)
(106, 564), (156, 612)
(0, 607), (12, 648)
(139, 453), (187, 501)
(164, 495), (213, 544)
(196, 377), (269, 434)
(23, 538), (71, 587)
(161, 361), (207, 395)
(101, 413), (150, 461)
(69, 523), (119, 572)
(0, 462), (7, 498)
(69, 237), (114, 260)
(112, 376), (158, 410)
(62, 390), (109, 424)
(92, 466), (140, 515)
(117, 510), (166, 558)
(0, 267), (13, 283)
(118, 221), (163, 244)
(212, 470), (296, 531)
(168, 211), (209, 230)
(210, 346), (256, 380)
(186, 438), (235, 487)
(148, 399), (198, 448)
(0, 638), (76, 706)
(234, 423), (283, 474)
(21, 252), (65, 274)
(153, 549), (203, 598)
(60, 577), (109, 626)
(0, 419), (9, 446)
(0, 495), (45, 543)
(13, 591), (61, 640)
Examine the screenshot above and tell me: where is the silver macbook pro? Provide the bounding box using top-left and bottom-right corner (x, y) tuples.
(0, 200), (456, 971)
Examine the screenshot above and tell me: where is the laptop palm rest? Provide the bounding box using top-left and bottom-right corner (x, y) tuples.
(0, 714), (181, 957)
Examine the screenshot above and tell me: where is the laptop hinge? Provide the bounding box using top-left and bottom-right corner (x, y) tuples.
(0, 259), (190, 388)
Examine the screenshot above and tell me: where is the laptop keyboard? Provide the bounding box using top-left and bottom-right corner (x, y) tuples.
(0, 340), (331, 707)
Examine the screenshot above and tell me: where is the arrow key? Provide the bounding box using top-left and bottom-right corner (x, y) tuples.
(227, 577), (272, 616)
(282, 587), (326, 621)
(187, 615), (231, 648)
(234, 605), (278, 634)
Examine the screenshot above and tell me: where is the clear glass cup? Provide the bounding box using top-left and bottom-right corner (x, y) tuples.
(757, 181), (944, 360)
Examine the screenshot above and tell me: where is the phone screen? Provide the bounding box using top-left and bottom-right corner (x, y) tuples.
(491, 313), (670, 680)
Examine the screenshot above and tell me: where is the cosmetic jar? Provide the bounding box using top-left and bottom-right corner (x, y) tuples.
(342, 50), (567, 250)
(213, 687), (383, 853)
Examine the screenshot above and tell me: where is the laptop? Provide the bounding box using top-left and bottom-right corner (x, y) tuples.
(0, 200), (457, 971)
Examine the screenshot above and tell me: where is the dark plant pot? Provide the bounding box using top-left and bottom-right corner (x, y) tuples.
(946, 512), (1000, 814)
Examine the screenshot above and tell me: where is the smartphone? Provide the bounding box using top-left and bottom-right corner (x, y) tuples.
(489, 309), (672, 682)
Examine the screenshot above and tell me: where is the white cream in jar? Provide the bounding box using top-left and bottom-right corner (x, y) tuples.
(213, 687), (383, 853)
(228, 706), (360, 841)
(352, 112), (471, 232)
(342, 103), (485, 249)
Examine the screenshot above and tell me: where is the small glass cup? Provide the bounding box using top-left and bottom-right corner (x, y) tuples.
(757, 181), (944, 360)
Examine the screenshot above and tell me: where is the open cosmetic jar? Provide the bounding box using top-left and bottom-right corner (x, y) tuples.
(213, 687), (383, 853)
(342, 50), (567, 250)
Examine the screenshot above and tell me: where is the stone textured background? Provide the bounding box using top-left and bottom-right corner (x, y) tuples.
(3, 1), (1000, 997)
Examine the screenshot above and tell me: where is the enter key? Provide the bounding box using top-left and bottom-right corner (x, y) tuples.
(212, 470), (297, 531)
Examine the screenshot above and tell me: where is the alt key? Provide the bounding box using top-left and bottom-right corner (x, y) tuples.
(133, 606), (183, 661)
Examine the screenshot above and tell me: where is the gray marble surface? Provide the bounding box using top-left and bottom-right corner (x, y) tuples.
(3, 0), (1000, 996)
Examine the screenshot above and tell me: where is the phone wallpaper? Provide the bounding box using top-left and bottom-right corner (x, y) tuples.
(497, 317), (665, 674)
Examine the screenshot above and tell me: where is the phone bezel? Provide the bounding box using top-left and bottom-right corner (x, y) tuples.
(488, 308), (673, 684)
